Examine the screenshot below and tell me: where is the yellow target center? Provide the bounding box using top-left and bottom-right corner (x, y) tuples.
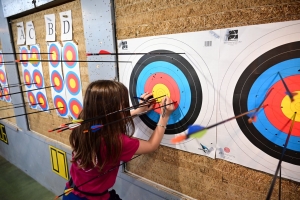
(29, 96), (34, 103)
(57, 102), (63, 110)
(281, 91), (300, 122)
(73, 104), (79, 114)
(39, 98), (44, 105)
(25, 75), (30, 83)
(36, 76), (41, 84)
(152, 84), (170, 102)
(66, 50), (73, 60)
(54, 77), (60, 87)
(70, 78), (76, 88)
(22, 54), (26, 60)
(0, 74), (4, 80)
(52, 51), (57, 60)
(32, 54), (37, 59)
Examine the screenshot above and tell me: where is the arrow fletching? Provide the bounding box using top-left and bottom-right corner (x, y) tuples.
(187, 125), (207, 138)
(171, 135), (187, 144)
(99, 50), (111, 54)
(91, 125), (103, 132)
(72, 119), (84, 123)
(29, 57), (39, 64)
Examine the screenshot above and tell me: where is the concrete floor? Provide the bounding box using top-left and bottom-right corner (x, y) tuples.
(0, 155), (55, 200)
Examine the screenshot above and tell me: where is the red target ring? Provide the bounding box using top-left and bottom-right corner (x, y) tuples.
(49, 44), (60, 67)
(264, 75), (300, 136)
(54, 96), (68, 116)
(36, 92), (48, 110)
(51, 70), (64, 93)
(144, 72), (180, 114)
(33, 70), (44, 88)
(0, 69), (7, 84)
(30, 46), (41, 67)
(23, 69), (32, 88)
(66, 72), (80, 95)
(20, 48), (28, 67)
(3, 88), (10, 101)
(68, 98), (82, 119)
(63, 42), (78, 68)
(27, 92), (37, 108)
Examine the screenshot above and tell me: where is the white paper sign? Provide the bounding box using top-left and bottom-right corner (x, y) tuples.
(26, 21), (36, 45)
(44, 14), (56, 41)
(59, 10), (72, 41)
(17, 22), (26, 45)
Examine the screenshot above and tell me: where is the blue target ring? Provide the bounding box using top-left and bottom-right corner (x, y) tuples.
(68, 98), (83, 119)
(54, 95), (68, 117)
(62, 42), (78, 69)
(65, 71), (81, 96)
(36, 92), (48, 110)
(137, 61), (191, 124)
(51, 70), (64, 93)
(48, 43), (61, 68)
(30, 45), (41, 67)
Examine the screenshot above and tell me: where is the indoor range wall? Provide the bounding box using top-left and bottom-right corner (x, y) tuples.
(114, 0), (300, 199)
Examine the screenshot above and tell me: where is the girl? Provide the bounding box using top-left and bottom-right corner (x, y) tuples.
(63, 80), (174, 200)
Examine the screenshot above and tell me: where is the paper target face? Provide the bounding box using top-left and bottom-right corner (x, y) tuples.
(3, 88), (10, 101)
(54, 96), (68, 117)
(234, 41), (300, 165)
(119, 35), (217, 151)
(62, 42), (78, 68)
(218, 21), (300, 181)
(51, 70), (64, 93)
(49, 43), (61, 67)
(36, 92), (48, 110)
(0, 69), (7, 85)
(65, 71), (81, 95)
(30, 46), (41, 67)
(68, 98), (82, 119)
(33, 69), (44, 88)
(27, 91), (37, 108)
(20, 47), (29, 67)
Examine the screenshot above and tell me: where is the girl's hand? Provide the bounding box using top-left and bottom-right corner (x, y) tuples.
(160, 96), (175, 118)
(132, 92), (154, 115)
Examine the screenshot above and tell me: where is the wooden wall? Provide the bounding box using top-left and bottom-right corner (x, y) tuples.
(114, 0), (300, 199)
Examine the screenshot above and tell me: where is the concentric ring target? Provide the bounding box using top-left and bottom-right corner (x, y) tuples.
(27, 91), (37, 108)
(30, 46), (41, 67)
(23, 69), (32, 88)
(36, 92), (48, 110)
(62, 42), (78, 68)
(49, 43), (60, 67)
(68, 98), (82, 119)
(33, 69), (44, 88)
(51, 70), (64, 93)
(54, 95), (68, 117)
(3, 88), (10, 101)
(0, 69), (7, 84)
(130, 50), (202, 134)
(234, 41), (300, 165)
(20, 47), (28, 67)
(65, 71), (81, 95)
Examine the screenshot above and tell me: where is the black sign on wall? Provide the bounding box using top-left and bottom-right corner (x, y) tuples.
(0, 123), (8, 144)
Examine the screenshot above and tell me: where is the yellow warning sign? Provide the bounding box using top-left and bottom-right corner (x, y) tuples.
(49, 145), (69, 180)
(0, 123), (8, 144)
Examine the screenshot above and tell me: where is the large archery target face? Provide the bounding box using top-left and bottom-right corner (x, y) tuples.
(54, 95), (68, 117)
(33, 69), (44, 88)
(36, 92), (48, 110)
(30, 46), (41, 67)
(49, 43), (60, 67)
(218, 21), (300, 180)
(120, 37), (216, 145)
(62, 42), (78, 68)
(234, 42), (300, 165)
(27, 91), (37, 108)
(130, 50), (202, 134)
(20, 47), (28, 67)
(51, 70), (64, 93)
(68, 98), (82, 119)
(65, 71), (81, 95)
(0, 69), (7, 85)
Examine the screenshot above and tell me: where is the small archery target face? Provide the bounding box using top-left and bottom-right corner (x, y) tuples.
(66, 71), (81, 95)
(3, 88), (10, 101)
(68, 98), (82, 119)
(0, 69), (7, 84)
(36, 92), (48, 110)
(20, 47), (28, 67)
(49, 43), (60, 67)
(51, 70), (64, 93)
(54, 95), (68, 116)
(62, 42), (78, 68)
(30, 46), (41, 67)
(33, 69), (44, 88)
(27, 91), (37, 108)
(23, 69), (32, 88)
(130, 50), (202, 135)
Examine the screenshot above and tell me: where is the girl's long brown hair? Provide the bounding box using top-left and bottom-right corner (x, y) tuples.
(69, 80), (135, 171)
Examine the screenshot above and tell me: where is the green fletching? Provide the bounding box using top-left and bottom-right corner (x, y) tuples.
(72, 119), (83, 123)
(189, 129), (208, 138)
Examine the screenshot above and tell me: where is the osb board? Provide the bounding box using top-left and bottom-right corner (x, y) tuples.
(0, 101), (16, 124)
(115, 0), (300, 199)
(10, 0), (89, 145)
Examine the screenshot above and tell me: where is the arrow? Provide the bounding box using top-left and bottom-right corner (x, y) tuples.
(278, 72), (296, 101)
(171, 106), (265, 144)
(86, 50), (186, 56)
(0, 102), (42, 111)
(0, 107), (63, 120)
(0, 82), (37, 89)
(0, 85), (55, 97)
(16, 58), (131, 64)
(0, 52), (52, 55)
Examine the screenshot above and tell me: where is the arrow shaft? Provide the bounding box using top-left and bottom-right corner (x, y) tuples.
(17, 59), (131, 63)
(0, 107), (62, 120)
(0, 85), (55, 97)
(1, 53), (52, 54)
(87, 52), (185, 56)
(278, 72), (293, 97)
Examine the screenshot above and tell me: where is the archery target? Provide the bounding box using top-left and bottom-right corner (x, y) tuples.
(49, 43), (61, 67)
(68, 98), (82, 119)
(33, 69), (44, 88)
(20, 46), (28, 67)
(54, 95), (68, 117)
(119, 32), (218, 158)
(23, 69), (32, 88)
(36, 92), (49, 110)
(62, 42), (78, 68)
(27, 91), (37, 108)
(65, 71), (81, 95)
(30, 45), (41, 67)
(3, 88), (10, 101)
(217, 20), (300, 181)
(51, 70), (64, 93)
(0, 69), (7, 85)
